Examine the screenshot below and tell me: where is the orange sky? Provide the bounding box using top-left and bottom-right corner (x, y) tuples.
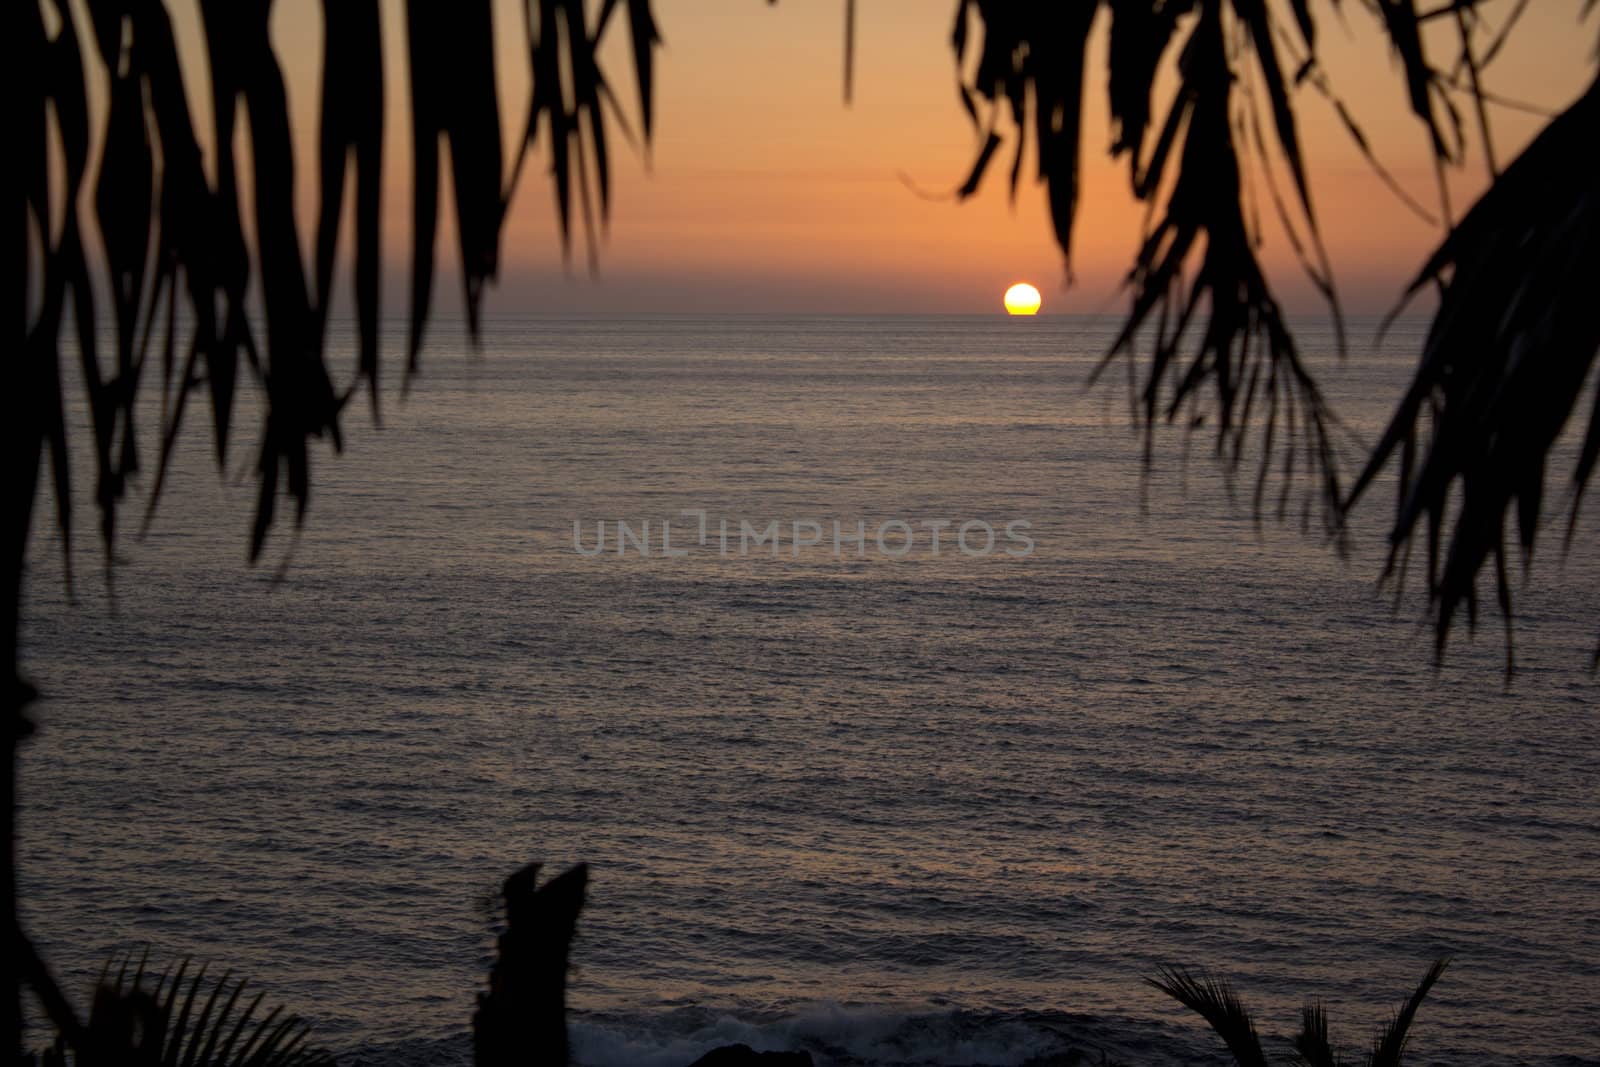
(180, 1), (1600, 313)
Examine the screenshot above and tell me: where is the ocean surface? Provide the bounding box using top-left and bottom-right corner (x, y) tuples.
(17, 315), (1600, 1065)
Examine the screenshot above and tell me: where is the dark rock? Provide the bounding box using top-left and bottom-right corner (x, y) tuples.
(686, 1044), (814, 1067)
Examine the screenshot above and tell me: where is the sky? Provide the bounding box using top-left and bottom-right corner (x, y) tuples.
(144, 1), (1600, 314)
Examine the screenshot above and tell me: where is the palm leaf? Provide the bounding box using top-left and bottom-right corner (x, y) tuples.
(1292, 1001), (1344, 1067)
(1368, 0), (1458, 161)
(948, 1), (1597, 666)
(313, 0), (384, 420)
(1146, 965), (1268, 1067)
(406, 0), (503, 369)
(1096, 1), (1346, 534)
(57, 955), (336, 1067)
(955, 2), (1347, 533)
(951, 3), (1100, 267)
(1345, 77), (1600, 669)
(1366, 958), (1449, 1067)
(19, 0), (659, 571)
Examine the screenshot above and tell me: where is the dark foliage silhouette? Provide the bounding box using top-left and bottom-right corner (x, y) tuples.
(949, 1), (1599, 654)
(33, 953), (336, 1066)
(15, 0), (658, 1055)
(1149, 957), (1449, 1066)
(12, 0), (1599, 1061)
(1146, 967), (1268, 1067)
(1345, 78), (1600, 671)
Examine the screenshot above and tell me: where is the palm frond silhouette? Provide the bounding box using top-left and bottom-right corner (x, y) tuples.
(947, 1), (1599, 659)
(14, 0), (658, 1054)
(1150, 957), (1450, 1066)
(1346, 78), (1600, 672)
(34, 953), (336, 1066)
(1146, 966), (1268, 1067)
(22, 0), (657, 570)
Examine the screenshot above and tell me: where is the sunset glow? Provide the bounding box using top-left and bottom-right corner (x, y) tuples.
(238, 1), (1598, 314)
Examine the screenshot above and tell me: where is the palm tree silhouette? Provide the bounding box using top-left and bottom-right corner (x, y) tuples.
(13, 0), (1597, 1060)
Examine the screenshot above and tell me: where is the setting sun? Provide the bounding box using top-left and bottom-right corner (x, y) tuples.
(1003, 283), (1041, 316)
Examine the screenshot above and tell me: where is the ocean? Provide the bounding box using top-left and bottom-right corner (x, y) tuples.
(16, 315), (1600, 1065)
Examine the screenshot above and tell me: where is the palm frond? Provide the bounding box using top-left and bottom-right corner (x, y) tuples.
(1146, 965), (1268, 1067)
(1105, 0), (1192, 168)
(1153, 958), (1450, 1065)
(1097, 1), (1345, 535)
(19, 0), (660, 571)
(1367, 0), (1462, 163)
(405, 0), (502, 369)
(314, 0), (384, 421)
(1366, 957), (1449, 1067)
(1291, 1001), (1343, 1067)
(1344, 78), (1600, 670)
(53, 954), (336, 1067)
(956, 1), (1346, 533)
(951, 2), (1101, 272)
(947, 1), (1597, 665)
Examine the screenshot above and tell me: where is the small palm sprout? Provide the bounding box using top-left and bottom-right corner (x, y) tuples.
(32, 953), (335, 1067)
(1148, 957), (1450, 1067)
